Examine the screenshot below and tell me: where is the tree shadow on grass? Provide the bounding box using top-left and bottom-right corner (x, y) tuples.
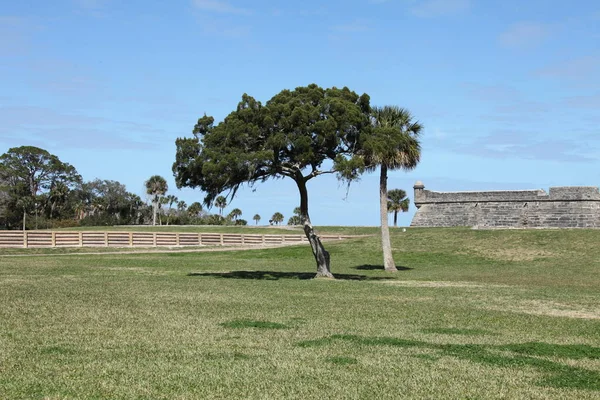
(297, 334), (600, 391)
(354, 264), (413, 271)
(187, 270), (394, 281)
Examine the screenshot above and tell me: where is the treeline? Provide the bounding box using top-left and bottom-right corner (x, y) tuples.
(0, 146), (269, 230)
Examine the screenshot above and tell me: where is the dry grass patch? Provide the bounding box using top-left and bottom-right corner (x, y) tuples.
(378, 280), (509, 288)
(484, 299), (600, 320)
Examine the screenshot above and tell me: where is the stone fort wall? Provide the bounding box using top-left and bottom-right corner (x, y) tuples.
(410, 182), (600, 228)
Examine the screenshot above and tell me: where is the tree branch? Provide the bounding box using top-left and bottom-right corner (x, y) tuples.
(304, 169), (336, 182)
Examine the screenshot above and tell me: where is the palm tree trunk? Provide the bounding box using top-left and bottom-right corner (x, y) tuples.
(380, 164), (397, 272)
(394, 210), (398, 227)
(152, 201), (157, 226)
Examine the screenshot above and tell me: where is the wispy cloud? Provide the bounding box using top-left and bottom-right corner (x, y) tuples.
(535, 56), (600, 81)
(462, 83), (520, 103)
(331, 20), (370, 33)
(462, 82), (550, 117)
(410, 0), (470, 18)
(198, 19), (252, 38)
(450, 131), (597, 163)
(73, 0), (110, 9)
(0, 106), (165, 151)
(0, 16), (41, 56)
(563, 92), (600, 110)
(498, 21), (553, 49)
(191, 0), (251, 15)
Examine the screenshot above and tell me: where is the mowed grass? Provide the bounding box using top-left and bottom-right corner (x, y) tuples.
(0, 227), (599, 399)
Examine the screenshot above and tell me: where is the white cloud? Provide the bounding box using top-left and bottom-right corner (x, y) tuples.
(410, 0), (470, 18)
(331, 20), (370, 33)
(0, 106), (165, 151)
(498, 21), (553, 49)
(73, 0), (109, 9)
(191, 0), (251, 15)
(0, 16), (41, 56)
(535, 56), (600, 81)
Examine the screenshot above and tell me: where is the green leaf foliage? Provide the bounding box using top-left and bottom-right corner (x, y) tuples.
(173, 84), (372, 209)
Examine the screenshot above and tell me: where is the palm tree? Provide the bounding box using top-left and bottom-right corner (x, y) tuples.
(158, 196), (169, 225)
(271, 212), (284, 225)
(388, 189), (410, 227)
(145, 175), (168, 226)
(253, 214), (261, 225)
(16, 196), (33, 230)
(288, 206), (302, 225)
(187, 201), (202, 217)
(363, 106), (422, 272)
(177, 200), (187, 213)
(165, 194), (178, 225)
(48, 181), (69, 219)
(214, 196), (227, 215)
(228, 208), (242, 221)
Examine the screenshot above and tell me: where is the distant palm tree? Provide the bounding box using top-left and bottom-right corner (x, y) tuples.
(387, 189), (410, 227)
(253, 214), (261, 225)
(158, 196), (169, 225)
(177, 200), (187, 213)
(271, 212), (284, 225)
(48, 181), (69, 219)
(16, 196), (33, 230)
(145, 175), (168, 226)
(165, 194), (178, 225)
(214, 196), (227, 215)
(288, 206), (302, 225)
(228, 208), (242, 221)
(363, 106), (422, 272)
(187, 202), (203, 217)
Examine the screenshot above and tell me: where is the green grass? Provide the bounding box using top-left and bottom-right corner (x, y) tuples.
(0, 227), (599, 399)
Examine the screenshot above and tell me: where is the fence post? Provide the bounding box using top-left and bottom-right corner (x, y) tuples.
(220, 233), (224, 246)
(262, 234), (265, 245)
(198, 233), (202, 246)
(104, 232), (108, 247)
(51, 231), (56, 247)
(23, 231), (28, 248)
(79, 232), (83, 247)
(129, 232), (133, 247)
(176, 232), (180, 246)
(241, 234), (245, 245)
(153, 232), (157, 247)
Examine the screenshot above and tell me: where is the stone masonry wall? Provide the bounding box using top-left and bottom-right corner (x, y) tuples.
(410, 182), (600, 228)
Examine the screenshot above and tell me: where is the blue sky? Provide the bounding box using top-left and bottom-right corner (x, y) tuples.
(1, 0), (599, 226)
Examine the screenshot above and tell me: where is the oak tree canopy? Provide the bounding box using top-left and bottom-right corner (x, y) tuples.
(173, 84), (372, 277)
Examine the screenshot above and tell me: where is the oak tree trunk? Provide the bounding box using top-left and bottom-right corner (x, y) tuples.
(295, 177), (333, 278)
(380, 164), (397, 272)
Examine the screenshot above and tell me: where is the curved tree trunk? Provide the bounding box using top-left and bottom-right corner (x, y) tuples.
(295, 177), (333, 278)
(393, 210), (398, 227)
(380, 164), (397, 272)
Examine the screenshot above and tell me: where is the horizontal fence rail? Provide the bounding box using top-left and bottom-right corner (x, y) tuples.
(0, 231), (359, 249)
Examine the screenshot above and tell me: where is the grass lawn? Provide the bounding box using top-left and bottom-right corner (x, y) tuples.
(0, 227), (599, 399)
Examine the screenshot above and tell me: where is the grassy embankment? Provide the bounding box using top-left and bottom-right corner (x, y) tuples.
(0, 227), (599, 398)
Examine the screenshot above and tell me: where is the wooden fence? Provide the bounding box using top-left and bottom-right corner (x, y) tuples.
(0, 231), (355, 249)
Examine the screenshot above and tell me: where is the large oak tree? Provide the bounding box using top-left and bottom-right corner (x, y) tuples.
(0, 146), (81, 228)
(173, 84), (371, 277)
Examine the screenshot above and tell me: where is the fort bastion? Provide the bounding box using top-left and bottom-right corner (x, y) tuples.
(410, 182), (600, 228)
